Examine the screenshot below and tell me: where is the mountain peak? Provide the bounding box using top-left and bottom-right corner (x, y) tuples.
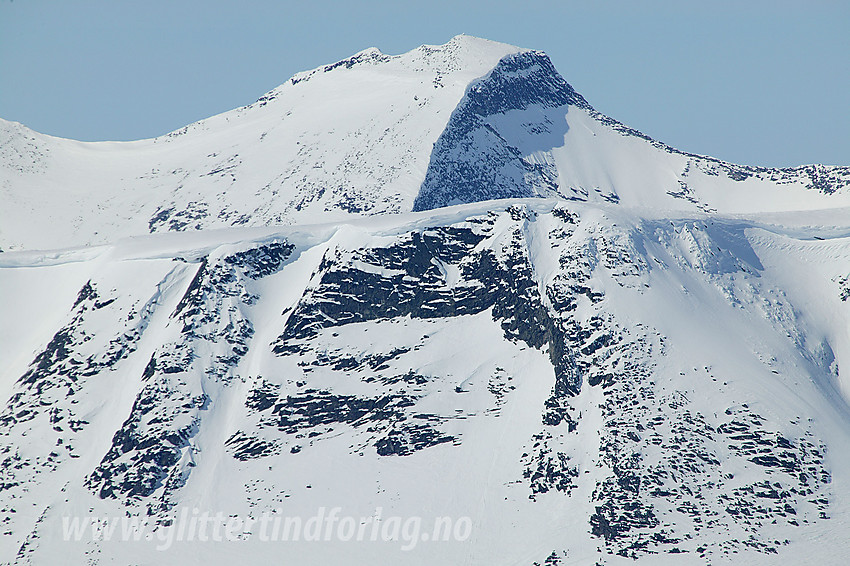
(1, 37), (848, 252)
(3, 37), (850, 566)
(430, 33), (526, 54)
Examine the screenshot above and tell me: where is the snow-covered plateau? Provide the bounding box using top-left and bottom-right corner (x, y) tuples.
(1, 35), (850, 565)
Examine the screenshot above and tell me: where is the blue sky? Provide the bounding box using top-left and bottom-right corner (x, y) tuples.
(1, 0), (847, 167)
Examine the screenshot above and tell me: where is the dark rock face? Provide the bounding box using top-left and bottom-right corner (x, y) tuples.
(787, 163), (850, 195)
(263, 389), (417, 435)
(224, 242), (295, 280)
(9, 281), (148, 408)
(149, 202), (212, 233)
(510, 206), (832, 560)
(241, 381), (458, 458)
(85, 242), (293, 511)
(272, 214), (556, 356)
(411, 49), (850, 216)
(0, 273), (163, 527)
(0, 204), (838, 564)
(268, 209), (564, 458)
(522, 432), (578, 497)
(225, 431), (280, 461)
(413, 52), (585, 211)
(257, 206), (834, 562)
(413, 48), (850, 217)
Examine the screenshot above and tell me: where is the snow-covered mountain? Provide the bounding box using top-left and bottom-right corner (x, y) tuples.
(2, 36), (850, 565)
(2, 35), (849, 252)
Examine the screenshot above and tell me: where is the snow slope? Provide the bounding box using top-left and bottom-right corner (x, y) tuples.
(1, 201), (850, 565)
(2, 35), (848, 252)
(2, 36), (850, 566)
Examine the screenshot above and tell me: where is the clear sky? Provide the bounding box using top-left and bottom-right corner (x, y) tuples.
(1, 0), (847, 168)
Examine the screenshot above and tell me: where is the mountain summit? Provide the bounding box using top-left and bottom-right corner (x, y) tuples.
(1, 35), (848, 252)
(2, 37), (850, 565)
